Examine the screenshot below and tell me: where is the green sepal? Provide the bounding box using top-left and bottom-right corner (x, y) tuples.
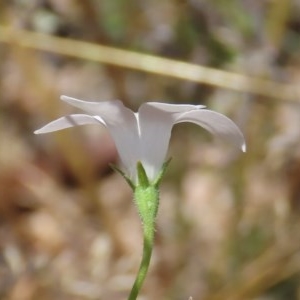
(109, 164), (135, 190)
(137, 161), (150, 188)
(153, 157), (172, 187)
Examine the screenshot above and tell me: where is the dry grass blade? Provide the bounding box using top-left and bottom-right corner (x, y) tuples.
(0, 26), (300, 102)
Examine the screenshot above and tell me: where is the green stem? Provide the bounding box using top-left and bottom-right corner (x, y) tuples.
(126, 161), (170, 300)
(128, 225), (154, 300)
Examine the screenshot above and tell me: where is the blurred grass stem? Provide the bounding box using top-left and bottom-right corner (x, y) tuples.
(0, 26), (300, 102)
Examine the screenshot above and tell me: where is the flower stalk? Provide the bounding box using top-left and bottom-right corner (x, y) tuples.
(115, 160), (170, 300)
(127, 204), (155, 300)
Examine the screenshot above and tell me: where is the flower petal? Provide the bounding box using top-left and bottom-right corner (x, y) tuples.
(61, 95), (121, 116)
(141, 102), (205, 113)
(175, 110), (246, 152)
(138, 102), (204, 180)
(34, 114), (103, 134)
(61, 96), (140, 180)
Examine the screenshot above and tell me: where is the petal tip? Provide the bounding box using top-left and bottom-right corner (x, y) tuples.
(60, 95), (69, 101)
(34, 128), (47, 135)
(241, 143), (246, 152)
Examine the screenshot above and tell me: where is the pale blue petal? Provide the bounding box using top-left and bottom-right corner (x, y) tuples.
(175, 110), (246, 152)
(34, 114), (103, 134)
(61, 95), (122, 116)
(138, 102), (203, 180)
(140, 102), (205, 113)
(61, 96), (140, 180)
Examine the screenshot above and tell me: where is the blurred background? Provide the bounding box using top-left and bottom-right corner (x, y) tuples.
(1, 0), (300, 299)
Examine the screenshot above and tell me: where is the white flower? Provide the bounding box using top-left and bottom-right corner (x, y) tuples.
(35, 96), (246, 182)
